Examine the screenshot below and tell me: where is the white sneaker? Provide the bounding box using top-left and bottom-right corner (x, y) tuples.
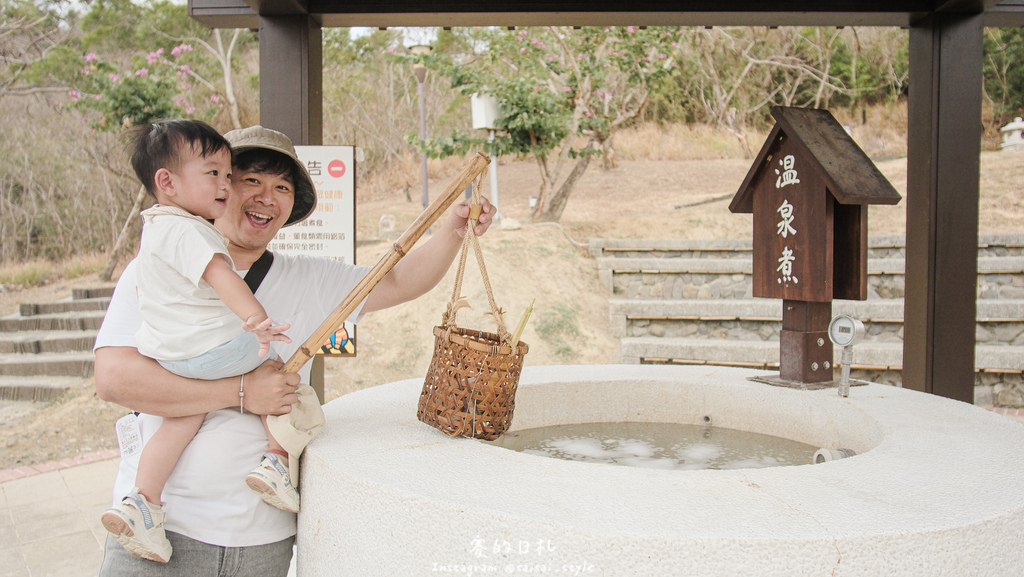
(246, 453), (300, 513)
(100, 489), (172, 563)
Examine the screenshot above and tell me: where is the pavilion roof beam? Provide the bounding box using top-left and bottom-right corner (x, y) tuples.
(983, 0), (1024, 25)
(313, 11), (923, 28)
(190, 0), (1024, 29)
(307, 0), (933, 27)
(932, 0), (1001, 12)
(248, 0), (309, 15)
(189, 0), (257, 29)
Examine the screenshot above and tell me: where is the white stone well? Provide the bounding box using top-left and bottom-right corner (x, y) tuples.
(298, 364), (1024, 576)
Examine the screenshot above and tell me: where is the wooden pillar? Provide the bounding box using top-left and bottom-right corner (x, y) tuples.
(904, 13), (982, 403)
(258, 15), (323, 146)
(259, 15), (326, 401)
(310, 355), (325, 405)
(779, 300), (833, 383)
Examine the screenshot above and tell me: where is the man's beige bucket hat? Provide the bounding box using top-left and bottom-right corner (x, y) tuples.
(224, 125), (317, 227)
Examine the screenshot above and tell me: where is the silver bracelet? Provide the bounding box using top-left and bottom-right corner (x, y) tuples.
(239, 374), (245, 414)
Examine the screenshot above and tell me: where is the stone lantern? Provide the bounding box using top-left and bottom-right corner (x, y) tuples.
(1000, 117), (1024, 151)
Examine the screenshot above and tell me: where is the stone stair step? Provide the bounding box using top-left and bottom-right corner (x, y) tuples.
(621, 337), (886, 368)
(600, 256), (1024, 300)
(589, 238), (753, 260)
(598, 256), (755, 274)
(18, 297), (111, 317)
(0, 311), (106, 332)
(610, 299), (1024, 346)
(598, 256), (1023, 274)
(72, 286), (116, 300)
(611, 298), (905, 320)
(589, 233), (1024, 259)
(620, 337), (1024, 373)
(0, 352), (95, 378)
(0, 375), (85, 402)
(0, 330), (98, 354)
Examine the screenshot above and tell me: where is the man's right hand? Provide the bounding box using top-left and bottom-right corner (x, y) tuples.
(242, 359), (300, 415)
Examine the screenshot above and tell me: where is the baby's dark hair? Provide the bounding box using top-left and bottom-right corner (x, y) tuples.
(231, 147), (298, 185)
(128, 119), (230, 195)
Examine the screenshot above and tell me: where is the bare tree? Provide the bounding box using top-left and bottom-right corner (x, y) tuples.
(524, 28), (655, 220)
(0, 13), (71, 99)
(99, 185), (146, 281)
(683, 27), (851, 130)
(0, 98), (138, 266)
(159, 28), (246, 130)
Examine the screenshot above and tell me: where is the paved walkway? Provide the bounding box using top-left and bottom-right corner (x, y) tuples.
(1, 451), (118, 577)
(1, 450), (299, 577)
(2, 409), (1023, 576)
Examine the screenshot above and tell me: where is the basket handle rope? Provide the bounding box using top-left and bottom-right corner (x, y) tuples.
(440, 172), (512, 349)
(281, 152), (491, 374)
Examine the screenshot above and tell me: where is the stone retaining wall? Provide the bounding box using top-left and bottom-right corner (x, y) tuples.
(591, 233), (1024, 259)
(624, 317), (1024, 345)
(614, 272), (754, 299)
(611, 270), (1022, 301)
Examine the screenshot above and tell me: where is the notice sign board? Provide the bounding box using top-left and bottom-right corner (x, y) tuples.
(268, 145), (357, 356)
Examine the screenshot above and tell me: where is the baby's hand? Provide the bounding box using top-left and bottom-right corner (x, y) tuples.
(243, 316), (292, 358)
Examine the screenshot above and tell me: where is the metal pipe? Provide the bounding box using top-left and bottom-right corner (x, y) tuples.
(839, 346), (853, 397)
(417, 76), (428, 211)
(488, 129), (500, 222)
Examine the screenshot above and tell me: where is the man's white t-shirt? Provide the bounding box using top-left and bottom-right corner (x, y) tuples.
(95, 253), (370, 547)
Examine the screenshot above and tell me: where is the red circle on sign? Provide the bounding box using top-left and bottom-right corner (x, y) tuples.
(328, 159), (346, 178)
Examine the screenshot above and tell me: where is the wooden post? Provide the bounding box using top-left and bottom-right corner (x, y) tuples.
(310, 355), (325, 404)
(779, 300), (833, 383)
(904, 13), (983, 403)
(258, 15), (322, 146)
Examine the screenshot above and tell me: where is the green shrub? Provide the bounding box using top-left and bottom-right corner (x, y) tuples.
(0, 261), (57, 288)
(62, 253), (107, 280)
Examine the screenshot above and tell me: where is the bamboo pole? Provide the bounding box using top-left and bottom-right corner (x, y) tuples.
(282, 152), (491, 373)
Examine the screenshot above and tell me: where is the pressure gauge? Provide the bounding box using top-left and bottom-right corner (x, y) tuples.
(828, 315), (865, 347)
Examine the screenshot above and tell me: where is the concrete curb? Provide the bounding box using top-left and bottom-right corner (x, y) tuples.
(0, 448), (118, 483)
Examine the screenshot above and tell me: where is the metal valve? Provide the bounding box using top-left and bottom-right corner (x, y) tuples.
(828, 315), (865, 397)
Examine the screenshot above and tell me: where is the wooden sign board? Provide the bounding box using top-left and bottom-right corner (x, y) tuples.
(733, 108), (899, 304)
(751, 135), (833, 302)
(731, 107), (901, 384)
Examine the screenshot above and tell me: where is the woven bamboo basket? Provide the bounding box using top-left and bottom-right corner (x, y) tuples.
(418, 326), (529, 440)
(417, 182), (528, 440)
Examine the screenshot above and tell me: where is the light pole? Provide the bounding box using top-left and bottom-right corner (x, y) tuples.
(471, 93), (503, 223)
(410, 44), (432, 212)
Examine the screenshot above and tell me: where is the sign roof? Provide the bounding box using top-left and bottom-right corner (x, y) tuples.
(730, 107), (902, 214)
